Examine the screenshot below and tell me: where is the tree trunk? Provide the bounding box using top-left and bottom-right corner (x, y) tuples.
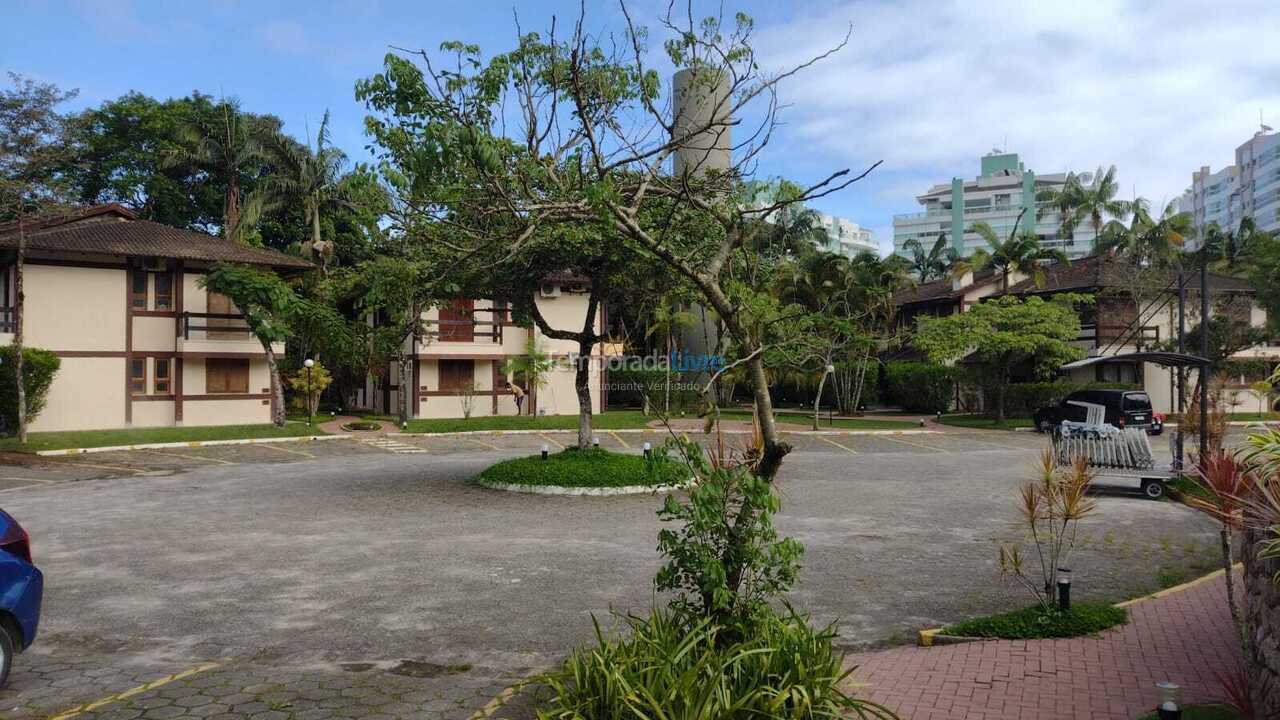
(225, 176), (240, 241)
(1221, 526), (1243, 647)
(747, 352), (790, 481)
(574, 338), (593, 449)
(665, 332), (672, 415)
(813, 366), (831, 431)
(15, 215), (26, 444)
(1241, 527), (1280, 716)
(397, 353), (413, 426)
(262, 342), (286, 428)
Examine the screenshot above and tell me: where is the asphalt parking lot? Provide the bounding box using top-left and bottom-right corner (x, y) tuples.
(0, 427), (1221, 719)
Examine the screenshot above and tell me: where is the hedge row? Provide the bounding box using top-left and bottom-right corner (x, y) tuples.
(883, 362), (957, 413)
(0, 346), (61, 436)
(991, 380), (1139, 417)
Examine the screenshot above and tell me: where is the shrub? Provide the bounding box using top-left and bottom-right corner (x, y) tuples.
(942, 602), (1127, 640)
(996, 380), (1137, 418)
(883, 362), (955, 413)
(0, 346), (60, 436)
(476, 447), (685, 488)
(534, 607), (894, 720)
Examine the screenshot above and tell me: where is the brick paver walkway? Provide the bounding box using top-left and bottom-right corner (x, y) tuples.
(847, 573), (1241, 719)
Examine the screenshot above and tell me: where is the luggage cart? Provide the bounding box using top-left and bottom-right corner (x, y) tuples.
(1050, 402), (1175, 499)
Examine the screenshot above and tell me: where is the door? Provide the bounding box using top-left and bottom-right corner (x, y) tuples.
(439, 299), (474, 342)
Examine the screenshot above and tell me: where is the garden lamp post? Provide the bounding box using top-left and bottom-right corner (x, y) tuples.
(643, 441), (652, 459)
(303, 359), (315, 430)
(1155, 681), (1182, 719)
(541, 444), (549, 460)
(1056, 566), (1071, 612)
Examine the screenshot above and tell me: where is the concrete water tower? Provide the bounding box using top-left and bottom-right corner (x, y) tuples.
(672, 67), (732, 178)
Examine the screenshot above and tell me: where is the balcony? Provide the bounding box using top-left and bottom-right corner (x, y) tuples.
(423, 306), (509, 344)
(178, 311), (279, 356)
(1078, 324), (1160, 352)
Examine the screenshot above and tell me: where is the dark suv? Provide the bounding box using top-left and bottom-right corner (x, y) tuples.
(1033, 389), (1163, 435)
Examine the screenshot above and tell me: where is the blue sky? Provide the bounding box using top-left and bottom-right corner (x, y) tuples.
(5, 0), (1280, 254)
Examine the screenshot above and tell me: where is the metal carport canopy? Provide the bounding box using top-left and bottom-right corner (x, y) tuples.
(1059, 351), (1210, 370)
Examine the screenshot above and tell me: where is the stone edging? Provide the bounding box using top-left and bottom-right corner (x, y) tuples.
(35, 434), (346, 457)
(915, 565), (1236, 647)
(475, 478), (689, 496)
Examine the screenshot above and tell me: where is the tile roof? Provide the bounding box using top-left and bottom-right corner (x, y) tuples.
(0, 204), (314, 270)
(892, 268), (999, 306)
(1000, 253), (1253, 296)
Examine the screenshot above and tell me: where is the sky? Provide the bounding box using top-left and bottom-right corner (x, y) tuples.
(4, 0), (1280, 255)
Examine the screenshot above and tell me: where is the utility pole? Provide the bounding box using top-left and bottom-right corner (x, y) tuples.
(1175, 265), (1186, 471)
(1199, 244), (1210, 458)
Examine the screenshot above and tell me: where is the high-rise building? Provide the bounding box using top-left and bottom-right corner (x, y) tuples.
(1179, 127), (1280, 236)
(813, 213), (879, 257)
(892, 151), (1095, 259)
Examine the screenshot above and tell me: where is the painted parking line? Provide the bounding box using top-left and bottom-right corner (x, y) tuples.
(57, 460), (147, 475)
(142, 449), (237, 466)
(537, 433), (565, 450)
(816, 435), (858, 454)
(255, 442), (316, 459)
(46, 660), (222, 720)
(877, 434), (949, 453)
(609, 431), (631, 449)
(463, 437), (502, 451)
(468, 667), (549, 720)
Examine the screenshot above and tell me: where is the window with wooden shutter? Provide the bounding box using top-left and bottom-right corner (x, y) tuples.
(131, 270), (148, 309)
(438, 360), (474, 392)
(206, 292), (243, 338)
(439, 299), (474, 342)
(154, 358), (171, 394)
(154, 273), (173, 310)
(206, 359), (250, 394)
(130, 358), (147, 394)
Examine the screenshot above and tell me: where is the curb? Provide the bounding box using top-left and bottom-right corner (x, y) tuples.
(35, 434), (347, 457)
(475, 478), (689, 496)
(395, 428), (940, 438)
(916, 564), (1237, 647)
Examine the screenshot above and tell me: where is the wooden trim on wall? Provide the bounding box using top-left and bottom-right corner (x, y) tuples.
(418, 389), (514, 398)
(125, 259), (133, 424)
(174, 259), (184, 423)
(183, 393), (271, 401)
(25, 258), (129, 271)
(52, 351), (127, 358)
(417, 353), (510, 360)
(133, 310), (177, 318)
(178, 351), (267, 359)
(132, 395), (176, 402)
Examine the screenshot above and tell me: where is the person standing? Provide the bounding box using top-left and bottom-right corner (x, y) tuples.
(511, 382), (526, 415)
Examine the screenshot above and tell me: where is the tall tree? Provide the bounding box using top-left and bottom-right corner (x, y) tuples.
(258, 110), (349, 271)
(901, 233), (957, 282)
(1096, 197), (1191, 266)
(169, 99), (268, 242)
(1069, 165), (1131, 250)
(0, 73), (77, 443)
(967, 220), (1069, 292)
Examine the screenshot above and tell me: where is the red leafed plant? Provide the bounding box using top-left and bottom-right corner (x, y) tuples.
(1187, 450), (1247, 645)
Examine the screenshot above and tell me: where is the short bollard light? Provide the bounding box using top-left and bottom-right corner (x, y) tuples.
(592, 437), (600, 449)
(1057, 567), (1072, 612)
(1155, 681), (1182, 719)
(919, 418), (926, 427)
(540, 444), (549, 460)
(643, 441), (652, 459)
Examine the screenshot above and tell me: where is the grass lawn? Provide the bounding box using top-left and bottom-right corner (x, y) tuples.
(1167, 411), (1280, 422)
(937, 414), (1034, 430)
(0, 422), (321, 452)
(403, 411), (654, 434)
(476, 447), (686, 488)
(942, 602), (1127, 640)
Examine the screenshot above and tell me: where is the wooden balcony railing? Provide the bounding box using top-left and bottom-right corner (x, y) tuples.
(1078, 324), (1160, 347)
(180, 311), (252, 340)
(423, 306), (510, 343)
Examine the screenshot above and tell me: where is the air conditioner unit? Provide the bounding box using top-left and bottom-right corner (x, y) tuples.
(540, 283), (561, 298)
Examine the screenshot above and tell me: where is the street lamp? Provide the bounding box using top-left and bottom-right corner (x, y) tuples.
(1057, 567), (1072, 612)
(303, 359), (315, 430)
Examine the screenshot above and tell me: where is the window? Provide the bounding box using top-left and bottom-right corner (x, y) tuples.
(439, 299), (474, 342)
(206, 359), (250, 394)
(438, 360), (474, 392)
(154, 358), (171, 394)
(131, 270), (148, 309)
(130, 358), (146, 394)
(154, 273), (173, 311)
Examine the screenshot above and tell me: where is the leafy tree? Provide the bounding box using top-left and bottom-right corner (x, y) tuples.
(0, 346), (60, 437)
(1170, 314), (1269, 375)
(1, 73), (77, 443)
(503, 337), (560, 413)
(1062, 165), (1131, 250)
(168, 99), (271, 241)
(257, 110), (349, 271)
(902, 233), (957, 282)
(286, 360), (333, 419)
(1096, 197), (1191, 267)
(199, 264), (303, 426)
(967, 219), (1068, 292)
(915, 294), (1087, 423)
(1208, 216), (1275, 276)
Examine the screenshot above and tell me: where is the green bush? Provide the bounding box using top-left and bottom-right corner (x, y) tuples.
(942, 602), (1127, 640)
(996, 381), (1138, 418)
(884, 362), (955, 413)
(533, 607), (894, 720)
(476, 447), (685, 488)
(0, 346), (61, 437)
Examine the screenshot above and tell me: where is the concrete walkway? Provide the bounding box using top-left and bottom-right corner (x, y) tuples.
(847, 573), (1241, 719)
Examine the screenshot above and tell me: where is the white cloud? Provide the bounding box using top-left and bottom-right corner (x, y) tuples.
(750, 0), (1280, 231)
(256, 19), (309, 54)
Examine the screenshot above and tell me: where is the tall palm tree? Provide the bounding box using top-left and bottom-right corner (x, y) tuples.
(968, 221), (1069, 292)
(169, 99), (267, 242)
(1098, 197), (1190, 266)
(1036, 171), (1084, 241)
(1070, 165), (1131, 250)
(643, 297), (699, 415)
(258, 110), (349, 271)
(1209, 216), (1274, 275)
(902, 233), (958, 282)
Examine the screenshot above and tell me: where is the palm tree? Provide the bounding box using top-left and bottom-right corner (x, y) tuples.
(1069, 165), (1131, 250)
(902, 233), (958, 282)
(169, 99), (267, 242)
(1036, 171), (1084, 241)
(968, 221), (1069, 292)
(257, 110), (349, 271)
(1097, 197), (1190, 266)
(643, 298), (699, 415)
(1208, 216), (1274, 275)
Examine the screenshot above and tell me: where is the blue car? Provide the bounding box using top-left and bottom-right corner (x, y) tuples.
(0, 508), (42, 688)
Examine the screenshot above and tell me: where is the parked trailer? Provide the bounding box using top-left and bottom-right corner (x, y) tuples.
(1051, 418), (1175, 499)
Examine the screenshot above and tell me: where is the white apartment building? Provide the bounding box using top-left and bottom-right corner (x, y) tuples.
(814, 213), (879, 257)
(893, 151), (1096, 259)
(1180, 127), (1280, 236)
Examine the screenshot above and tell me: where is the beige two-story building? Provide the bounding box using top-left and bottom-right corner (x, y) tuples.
(0, 204), (313, 432)
(359, 274), (608, 419)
